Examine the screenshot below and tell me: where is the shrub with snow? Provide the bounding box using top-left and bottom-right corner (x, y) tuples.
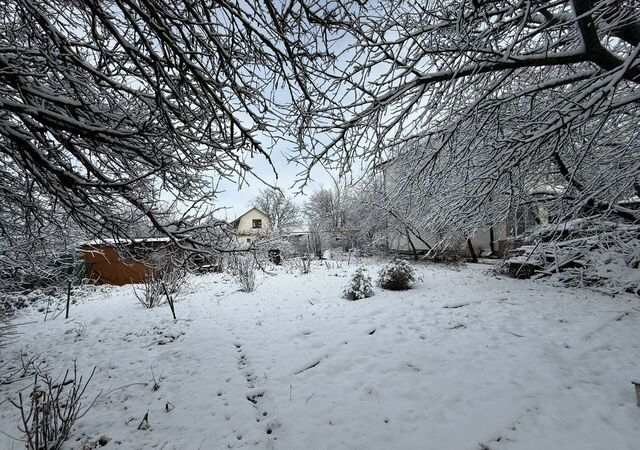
(377, 259), (415, 290)
(0, 290), (56, 316)
(343, 267), (374, 300)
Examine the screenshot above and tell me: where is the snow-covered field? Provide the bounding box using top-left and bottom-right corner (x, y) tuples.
(1, 260), (639, 450)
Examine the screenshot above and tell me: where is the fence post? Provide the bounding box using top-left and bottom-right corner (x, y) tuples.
(65, 281), (71, 319)
(162, 283), (176, 320)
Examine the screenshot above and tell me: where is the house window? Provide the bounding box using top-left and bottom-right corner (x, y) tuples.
(252, 219), (262, 229)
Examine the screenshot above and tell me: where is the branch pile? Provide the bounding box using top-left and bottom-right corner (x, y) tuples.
(501, 218), (640, 295)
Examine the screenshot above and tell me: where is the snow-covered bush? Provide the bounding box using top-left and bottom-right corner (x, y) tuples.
(0, 290), (56, 316)
(377, 259), (415, 290)
(228, 254), (257, 292)
(343, 267), (374, 300)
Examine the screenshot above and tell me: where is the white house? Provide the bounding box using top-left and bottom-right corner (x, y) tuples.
(229, 207), (271, 245)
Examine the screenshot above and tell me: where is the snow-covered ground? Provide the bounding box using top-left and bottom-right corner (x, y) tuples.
(1, 260), (639, 449)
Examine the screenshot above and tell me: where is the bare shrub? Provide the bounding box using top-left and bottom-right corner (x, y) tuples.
(293, 257), (311, 275)
(11, 362), (98, 450)
(324, 260), (343, 270)
(0, 351), (38, 385)
(133, 267), (186, 308)
(427, 247), (467, 265)
(132, 272), (164, 308)
(228, 254), (257, 292)
(162, 267), (187, 296)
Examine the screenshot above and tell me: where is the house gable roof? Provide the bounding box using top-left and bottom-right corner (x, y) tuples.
(229, 207), (269, 228)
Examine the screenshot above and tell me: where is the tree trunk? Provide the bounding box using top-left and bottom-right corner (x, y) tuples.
(467, 238), (478, 263)
(489, 227), (496, 255)
(405, 229), (419, 261)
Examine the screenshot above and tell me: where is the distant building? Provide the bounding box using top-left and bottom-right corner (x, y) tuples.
(228, 207), (271, 245)
(80, 237), (179, 285)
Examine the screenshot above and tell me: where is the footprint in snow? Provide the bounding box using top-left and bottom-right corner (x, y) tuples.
(231, 341), (281, 441)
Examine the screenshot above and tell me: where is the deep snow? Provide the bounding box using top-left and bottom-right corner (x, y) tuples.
(1, 260), (639, 449)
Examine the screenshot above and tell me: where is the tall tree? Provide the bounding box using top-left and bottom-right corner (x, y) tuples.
(304, 184), (352, 231)
(252, 188), (300, 232)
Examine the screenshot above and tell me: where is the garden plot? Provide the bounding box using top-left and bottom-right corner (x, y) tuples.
(1, 261), (639, 450)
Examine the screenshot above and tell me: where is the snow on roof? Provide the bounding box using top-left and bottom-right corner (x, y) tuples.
(81, 237), (173, 247)
(286, 226), (311, 234)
